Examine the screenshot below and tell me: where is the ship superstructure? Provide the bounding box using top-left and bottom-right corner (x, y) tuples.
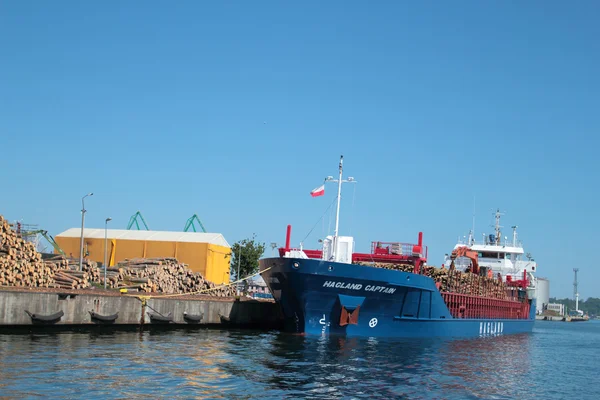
(444, 210), (538, 297)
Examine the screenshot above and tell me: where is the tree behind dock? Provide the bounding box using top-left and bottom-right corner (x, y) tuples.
(229, 235), (265, 288)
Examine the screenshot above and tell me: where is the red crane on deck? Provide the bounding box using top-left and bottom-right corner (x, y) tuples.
(449, 246), (481, 275)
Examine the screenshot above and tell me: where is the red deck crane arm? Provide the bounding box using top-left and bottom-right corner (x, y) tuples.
(450, 246), (480, 275)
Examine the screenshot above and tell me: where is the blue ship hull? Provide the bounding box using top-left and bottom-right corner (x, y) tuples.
(259, 257), (536, 338)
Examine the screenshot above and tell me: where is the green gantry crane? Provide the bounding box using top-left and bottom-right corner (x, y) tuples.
(26, 230), (67, 257)
(183, 214), (206, 233)
(127, 211), (150, 230)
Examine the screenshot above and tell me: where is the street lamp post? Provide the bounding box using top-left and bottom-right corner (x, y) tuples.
(236, 247), (242, 296)
(104, 217), (112, 289)
(79, 193), (93, 271)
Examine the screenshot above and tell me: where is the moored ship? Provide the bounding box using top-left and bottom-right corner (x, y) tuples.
(259, 156), (536, 337)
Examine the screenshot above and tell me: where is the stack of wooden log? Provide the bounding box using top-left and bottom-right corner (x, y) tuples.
(1, 214), (235, 295)
(0, 215), (95, 289)
(428, 266), (509, 299)
(1, 215), (46, 287)
(45, 256), (101, 289)
(100, 257), (236, 296)
(354, 262), (415, 273)
(354, 261), (511, 300)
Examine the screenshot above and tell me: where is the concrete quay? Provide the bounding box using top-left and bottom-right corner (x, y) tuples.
(0, 287), (283, 331)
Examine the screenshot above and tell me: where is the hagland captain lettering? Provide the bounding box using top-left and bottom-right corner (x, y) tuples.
(365, 285), (396, 294)
(322, 281), (363, 290)
(322, 280), (396, 294)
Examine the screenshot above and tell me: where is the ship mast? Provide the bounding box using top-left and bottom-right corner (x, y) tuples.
(471, 196), (476, 246)
(324, 155), (356, 262)
(333, 155), (343, 260)
(494, 209), (504, 246)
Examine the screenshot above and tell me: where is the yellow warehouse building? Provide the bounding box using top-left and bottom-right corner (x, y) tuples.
(54, 228), (232, 285)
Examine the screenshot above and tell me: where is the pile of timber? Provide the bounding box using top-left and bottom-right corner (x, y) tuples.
(354, 261), (512, 300)
(1, 214), (234, 296)
(102, 257), (236, 296)
(354, 262), (416, 273)
(1, 215), (46, 287)
(46, 256), (101, 289)
(0, 215), (96, 289)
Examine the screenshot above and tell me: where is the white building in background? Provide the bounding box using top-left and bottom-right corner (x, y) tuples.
(547, 303), (565, 316)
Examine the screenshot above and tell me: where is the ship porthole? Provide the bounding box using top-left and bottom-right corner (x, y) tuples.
(293, 262), (300, 269)
(328, 265), (334, 271)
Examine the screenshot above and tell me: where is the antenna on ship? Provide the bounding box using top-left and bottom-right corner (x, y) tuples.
(471, 196), (476, 246)
(324, 155), (356, 261)
(511, 226), (518, 247)
(492, 208), (505, 246)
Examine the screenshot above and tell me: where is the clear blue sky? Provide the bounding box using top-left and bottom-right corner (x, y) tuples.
(1, 1), (598, 299)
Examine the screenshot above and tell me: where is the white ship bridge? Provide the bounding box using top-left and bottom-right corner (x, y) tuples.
(443, 210), (537, 286)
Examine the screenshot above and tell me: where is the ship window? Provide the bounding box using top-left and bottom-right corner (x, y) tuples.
(481, 252), (500, 259)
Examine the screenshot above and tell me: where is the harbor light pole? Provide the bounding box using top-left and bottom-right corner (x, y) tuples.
(573, 268), (579, 312)
(104, 217), (112, 289)
(79, 193), (93, 271)
(236, 246), (242, 296)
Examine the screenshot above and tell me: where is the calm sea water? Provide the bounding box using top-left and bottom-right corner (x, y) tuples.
(0, 321), (598, 399)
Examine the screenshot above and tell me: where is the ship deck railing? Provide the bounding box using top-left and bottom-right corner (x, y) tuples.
(441, 292), (530, 320)
(456, 238), (524, 248)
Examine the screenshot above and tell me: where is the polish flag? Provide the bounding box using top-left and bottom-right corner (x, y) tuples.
(310, 184), (325, 197)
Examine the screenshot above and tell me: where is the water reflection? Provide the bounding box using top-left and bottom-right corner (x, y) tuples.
(236, 331), (537, 399)
(0, 325), (598, 399)
(434, 334), (532, 398)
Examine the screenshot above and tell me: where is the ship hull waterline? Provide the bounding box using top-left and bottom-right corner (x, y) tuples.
(259, 257), (536, 338)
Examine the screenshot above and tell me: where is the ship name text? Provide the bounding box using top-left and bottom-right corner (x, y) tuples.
(322, 280), (396, 294)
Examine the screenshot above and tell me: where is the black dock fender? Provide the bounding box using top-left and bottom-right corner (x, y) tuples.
(219, 314), (231, 324)
(147, 312), (173, 323)
(183, 311), (204, 324)
(89, 310), (119, 324)
(24, 310), (64, 325)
